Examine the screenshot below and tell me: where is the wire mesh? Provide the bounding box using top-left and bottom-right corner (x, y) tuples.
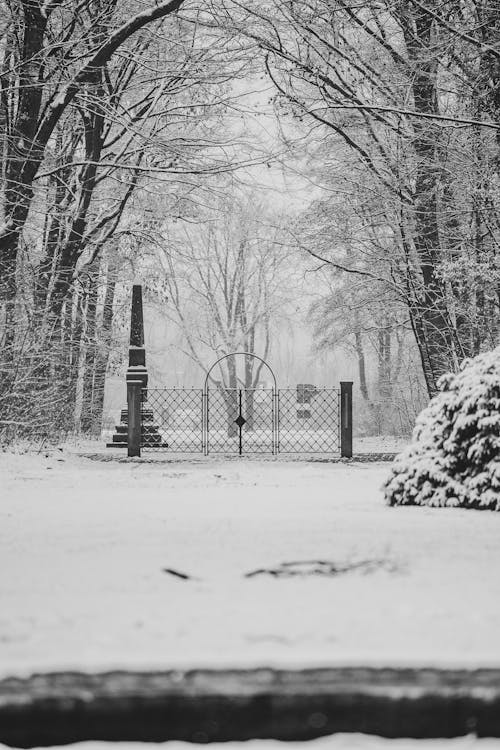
(278, 388), (340, 453)
(142, 389), (203, 452)
(140, 386), (341, 454)
(206, 388), (276, 454)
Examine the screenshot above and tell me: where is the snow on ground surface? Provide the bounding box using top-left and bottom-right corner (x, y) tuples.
(2, 447), (500, 678)
(354, 436), (409, 454)
(98, 434), (410, 456)
(2, 738), (499, 750)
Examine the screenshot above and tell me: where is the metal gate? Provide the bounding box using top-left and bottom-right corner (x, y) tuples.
(205, 388), (277, 455)
(142, 386), (341, 455)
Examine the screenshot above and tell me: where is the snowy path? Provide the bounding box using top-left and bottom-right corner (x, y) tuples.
(2, 451), (500, 677)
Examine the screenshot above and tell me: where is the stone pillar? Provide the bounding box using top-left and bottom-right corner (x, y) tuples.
(340, 381), (353, 458)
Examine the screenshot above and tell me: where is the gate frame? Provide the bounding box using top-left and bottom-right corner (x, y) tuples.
(203, 353), (279, 456)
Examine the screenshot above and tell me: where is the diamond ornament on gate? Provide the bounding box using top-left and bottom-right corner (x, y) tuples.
(235, 414), (246, 428)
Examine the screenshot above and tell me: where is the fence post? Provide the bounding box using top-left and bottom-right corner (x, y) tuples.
(340, 381), (353, 458)
(127, 379), (142, 458)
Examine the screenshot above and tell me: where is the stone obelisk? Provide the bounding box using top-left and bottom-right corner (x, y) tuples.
(126, 284), (148, 390)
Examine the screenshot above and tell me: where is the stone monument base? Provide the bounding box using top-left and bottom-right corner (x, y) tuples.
(107, 408), (167, 448)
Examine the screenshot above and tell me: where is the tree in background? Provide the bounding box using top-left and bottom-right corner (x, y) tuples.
(0, 0), (186, 320)
(310, 270), (428, 436)
(0, 0), (250, 441)
(156, 193), (291, 384)
(147, 192), (293, 431)
(213, 0), (500, 396)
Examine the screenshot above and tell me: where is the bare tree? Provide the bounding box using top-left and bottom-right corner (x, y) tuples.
(0, 0), (186, 310)
(0, 0), (256, 441)
(150, 193), (292, 430)
(211, 0), (500, 396)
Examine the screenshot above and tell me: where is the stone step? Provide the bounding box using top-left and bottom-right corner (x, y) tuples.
(106, 441), (169, 449)
(119, 411), (155, 424)
(114, 424), (161, 433)
(108, 404), (164, 449)
(119, 414), (152, 421)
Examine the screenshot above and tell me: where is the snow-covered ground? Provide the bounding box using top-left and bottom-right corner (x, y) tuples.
(354, 435), (408, 454)
(2, 738), (496, 750)
(1, 449), (500, 678)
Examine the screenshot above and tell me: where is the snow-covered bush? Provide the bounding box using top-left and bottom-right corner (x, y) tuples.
(384, 348), (500, 510)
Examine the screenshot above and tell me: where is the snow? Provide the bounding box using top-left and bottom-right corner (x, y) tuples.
(2, 738), (499, 750)
(2, 449), (500, 678)
(354, 436), (408, 454)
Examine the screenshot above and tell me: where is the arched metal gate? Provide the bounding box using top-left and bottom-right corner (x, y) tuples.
(140, 354), (352, 457)
(202, 353), (278, 455)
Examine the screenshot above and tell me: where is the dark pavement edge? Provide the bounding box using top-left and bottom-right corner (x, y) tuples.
(1, 667), (499, 746)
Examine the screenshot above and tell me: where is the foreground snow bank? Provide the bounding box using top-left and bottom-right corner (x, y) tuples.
(384, 348), (500, 510)
(2, 737), (498, 750)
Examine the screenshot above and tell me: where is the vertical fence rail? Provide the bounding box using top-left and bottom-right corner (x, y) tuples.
(271, 388), (278, 456)
(238, 389), (243, 456)
(340, 381), (353, 458)
(201, 390), (206, 455)
(204, 388), (209, 456)
(276, 390), (280, 454)
(127, 380), (142, 458)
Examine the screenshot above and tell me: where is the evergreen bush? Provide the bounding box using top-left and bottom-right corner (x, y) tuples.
(384, 348), (500, 510)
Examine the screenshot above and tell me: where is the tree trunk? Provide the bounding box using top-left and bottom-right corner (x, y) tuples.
(0, 3), (47, 310)
(354, 330), (369, 402)
(91, 263), (117, 435)
(225, 354), (238, 438)
(401, 5), (454, 394)
(80, 269), (100, 433)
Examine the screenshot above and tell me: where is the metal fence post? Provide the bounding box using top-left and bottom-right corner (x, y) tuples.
(340, 381), (353, 458)
(127, 379), (142, 458)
